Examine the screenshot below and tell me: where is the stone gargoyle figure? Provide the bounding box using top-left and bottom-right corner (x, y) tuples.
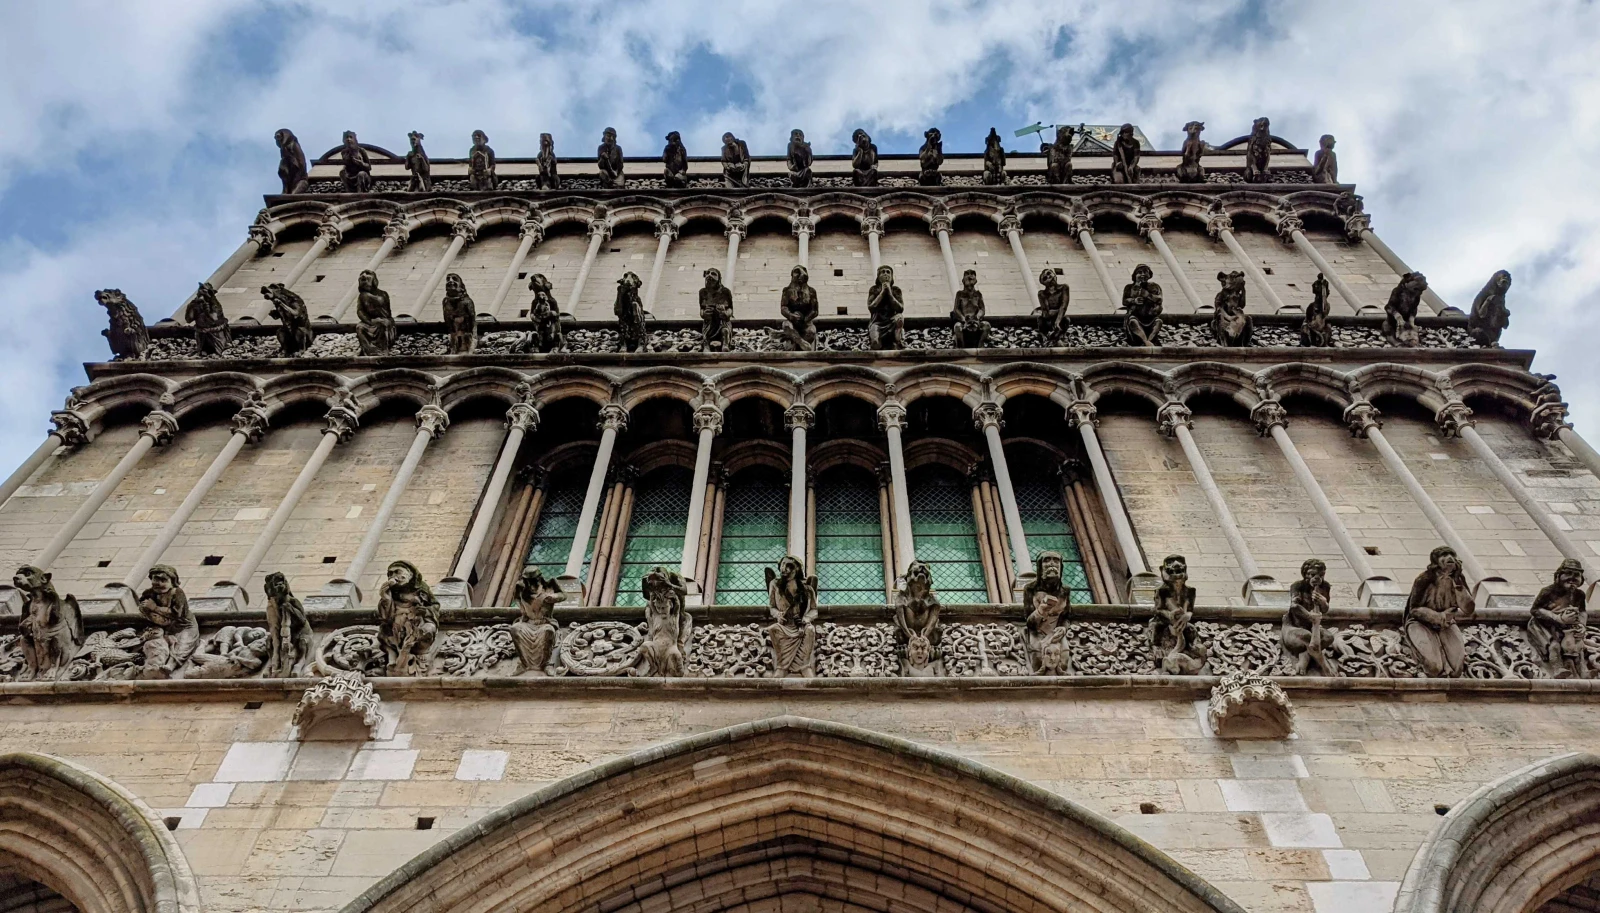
(405, 130), (431, 192)
(1023, 551), (1072, 675)
(179, 626), (270, 680)
(441, 272), (477, 355)
(1282, 558), (1338, 676)
(787, 129), (813, 187)
(1300, 273), (1332, 348)
(1468, 269), (1512, 347)
(1310, 133), (1338, 184)
(275, 128), (309, 194)
(1036, 269), (1071, 346)
(1403, 546), (1475, 678)
(377, 559), (440, 677)
(951, 269), (992, 348)
(1045, 124), (1075, 185)
(851, 128), (878, 186)
(771, 266), (819, 351)
(699, 268), (734, 352)
(662, 131), (689, 188)
(597, 127), (624, 188)
(524, 273), (564, 353)
(615, 271), (647, 353)
(918, 127), (944, 185)
(1528, 558), (1589, 679)
(262, 571), (312, 678)
(186, 281), (232, 356)
(339, 130), (373, 193)
(721, 132), (751, 188)
(1175, 121), (1206, 183)
(1244, 117), (1273, 183)
(1122, 264), (1164, 346)
(1111, 123), (1141, 184)
(355, 269), (396, 356)
(13, 565), (82, 682)
(138, 564), (198, 680)
(263, 283), (314, 357)
(1382, 271), (1428, 347)
(511, 566), (565, 676)
(98, 289), (150, 360)
(537, 132), (559, 190)
(982, 127), (1006, 185)
(1212, 270), (1253, 347)
(636, 566), (692, 677)
(1150, 555), (1207, 675)
(867, 265), (906, 350)
(895, 560), (942, 677)
(468, 130), (496, 191)
(766, 555), (819, 678)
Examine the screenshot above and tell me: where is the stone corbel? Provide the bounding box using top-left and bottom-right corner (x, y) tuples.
(293, 671), (386, 740)
(1207, 672), (1295, 739)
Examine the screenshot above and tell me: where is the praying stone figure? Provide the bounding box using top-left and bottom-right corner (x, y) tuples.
(597, 127), (624, 188)
(355, 269), (396, 356)
(526, 273), (564, 352)
(1469, 269), (1512, 347)
(1036, 269), (1071, 346)
(263, 283), (314, 356)
(950, 269), (991, 348)
(662, 131), (689, 188)
(895, 560), (942, 677)
(982, 127), (1006, 185)
(765, 556), (819, 678)
(98, 289), (149, 360)
(1212, 270), (1253, 347)
(1311, 134), (1338, 184)
(1383, 271), (1428, 347)
(441, 273), (477, 355)
(339, 130), (373, 193)
(13, 565), (82, 682)
(635, 567), (692, 677)
(699, 268), (734, 352)
(918, 127), (944, 185)
(1150, 555), (1207, 675)
(262, 571), (311, 678)
(1282, 559), (1337, 676)
(537, 133), (559, 190)
(138, 565), (198, 680)
(275, 128), (309, 194)
(377, 560), (440, 676)
(1300, 273), (1332, 348)
(1023, 552), (1072, 675)
(468, 130), (497, 191)
(1045, 124), (1075, 185)
(1528, 559), (1589, 679)
(405, 131), (431, 192)
(867, 265), (906, 350)
(614, 271), (646, 353)
(720, 132), (751, 187)
(511, 567), (564, 676)
(186, 282), (232, 356)
(1111, 123), (1141, 184)
(851, 129), (878, 186)
(787, 129), (813, 187)
(1245, 117), (1273, 183)
(772, 266), (819, 351)
(1404, 546), (1475, 677)
(1121, 264), (1164, 346)
(1176, 121), (1206, 183)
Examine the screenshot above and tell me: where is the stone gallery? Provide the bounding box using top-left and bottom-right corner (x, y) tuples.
(0, 122), (1594, 912)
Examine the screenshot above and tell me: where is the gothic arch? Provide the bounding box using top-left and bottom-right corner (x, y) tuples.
(259, 370), (348, 417)
(891, 364), (986, 408)
(523, 366), (616, 408)
(437, 366), (529, 412)
(347, 368), (441, 412)
(1442, 364), (1550, 423)
(714, 365), (800, 408)
(166, 372), (261, 420)
(1255, 363), (1353, 411)
(66, 375), (175, 428)
(987, 362), (1080, 407)
(616, 367), (705, 410)
(800, 365), (889, 407)
(339, 716), (1243, 913)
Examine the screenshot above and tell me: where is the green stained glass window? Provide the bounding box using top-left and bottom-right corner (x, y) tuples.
(815, 466), (886, 606)
(614, 468), (692, 607)
(715, 469), (788, 605)
(523, 471), (596, 583)
(908, 466), (988, 604)
(1010, 456), (1093, 599)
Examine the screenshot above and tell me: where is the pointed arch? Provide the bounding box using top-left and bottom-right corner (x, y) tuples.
(523, 366), (616, 408)
(616, 366), (705, 410)
(800, 365), (889, 407)
(259, 370), (347, 417)
(438, 366), (529, 412)
(66, 375), (176, 426)
(167, 372), (262, 421)
(714, 365), (800, 407)
(347, 368), (441, 412)
(892, 363), (986, 408)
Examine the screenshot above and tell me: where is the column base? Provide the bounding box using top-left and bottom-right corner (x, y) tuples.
(683, 577), (703, 607)
(435, 577), (472, 610)
(1126, 572), (1160, 605)
(320, 578), (363, 602)
(200, 582), (249, 612)
(1358, 576), (1406, 608)
(1243, 576), (1291, 607)
(1008, 572), (1035, 605)
(78, 583), (139, 615)
(1473, 577), (1534, 609)
(0, 586), (21, 617)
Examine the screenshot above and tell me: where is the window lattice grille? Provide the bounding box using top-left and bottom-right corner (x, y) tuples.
(715, 472), (789, 605)
(615, 468), (692, 607)
(815, 468), (886, 605)
(522, 474), (596, 583)
(1011, 462), (1092, 597)
(908, 467), (988, 603)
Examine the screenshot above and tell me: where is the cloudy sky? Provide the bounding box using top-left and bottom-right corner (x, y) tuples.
(1, 0), (1597, 469)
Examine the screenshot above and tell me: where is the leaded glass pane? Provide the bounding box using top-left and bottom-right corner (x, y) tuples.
(715, 471), (788, 606)
(908, 467), (988, 603)
(1010, 457), (1093, 601)
(615, 468), (692, 607)
(523, 472), (597, 583)
(815, 467), (885, 606)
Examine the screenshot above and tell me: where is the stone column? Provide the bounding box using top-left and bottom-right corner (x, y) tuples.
(1557, 427), (1600, 483)
(999, 211), (1041, 300)
(449, 402), (539, 588)
(862, 213), (883, 272)
(1275, 206), (1365, 312)
(1206, 206), (1286, 311)
(785, 404), (814, 558)
(1137, 210), (1205, 312)
(409, 221), (475, 316)
(975, 403), (1031, 594)
(36, 409), (178, 571)
(329, 221), (406, 322)
(171, 223), (275, 321)
(487, 217), (544, 318)
(878, 400), (916, 573)
(0, 410), (90, 508)
(1067, 401), (1151, 592)
(251, 223), (340, 321)
(564, 215), (611, 315)
(930, 210), (961, 296)
(680, 402), (722, 599)
(643, 218), (677, 315)
(724, 215), (746, 289)
(330, 404), (449, 602)
(1346, 207), (1443, 314)
(793, 215), (813, 270)
(1158, 401), (1275, 584)
(564, 404), (628, 587)
(1068, 208), (1121, 305)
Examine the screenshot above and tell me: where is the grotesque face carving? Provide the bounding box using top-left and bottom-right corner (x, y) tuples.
(473, 130), (488, 146)
(778, 556), (802, 581)
(1038, 269), (1056, 288)
(148, 567), (176, 594)
(1555, 560), (1585, 591)
(791, 266), (809, 285)
(602, 128), (617, 145)
(907, 634), (932, 667)
(1133, 264), (1153, 285)
(876, 266), (894, 286)
(703, 268), (722, 290)
(905, 561), (933, 592)
(790, 129), (804, 144)
(359, 270), (378, 292)
(446, 274), (464, 296)
(12, 565), (47, 594)
(387, 563), (414, 589)
(1039, 555), (1063, 584)
(1161, 555), (1188, 585)
(1301, 559), (1326, 590)
(264, 571), (290, 600)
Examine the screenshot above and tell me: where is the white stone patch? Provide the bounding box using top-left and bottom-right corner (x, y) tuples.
(631, 253), (645, 259)
(153, 487), (166, 495)
(1429, 453), (1450, 461)
(1307, 882), (1398, 913)
(851, 252), (864, 258)
(157, 807), (209, 830)
(1333, 505), (1359, 514)
(1549, 501), (1579, 513)
(1229, 755), (1308, 779)
(455, 749), (508, 781)
(348, 749), (419, 781)
(1552, 514), (1574, 531)
(1218, 779), (1308, 812)
(1465, 505), (1495, 515)
(345, 505), (363, 519)
(1193, 700), (1215, 737)
(233, 507), (271, 521)
(427, 491), (447, 505)
(361, 483), (378, 492)
(185, 783), (235, 808)
(215, 742), (297, 782)
(1502, 540), (1527, 557)
(289, 742), (358, 780)
(1261, 812), (1342, 848)
(1322, 849), (1371, 880)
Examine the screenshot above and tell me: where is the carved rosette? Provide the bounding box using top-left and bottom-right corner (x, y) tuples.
(1343, 401), (1382, 439)
(292, 670), (384, 740)
(415, 404), (450, 439)
(972, 402), (1004, 433)
(597, 404), (629, 434)
(505, 402), (539, 434)
(1206, 671), (1295, 739)
(816, 623), (898, 677)
(1156, 402), (1193, 439)
(1435, 401), (1475, 439)
(1251, 401), (1289, 437)
(559, 621), (644, 675)
(140, 410), (179, 446)
(49, 410), (91, 448)
(686, 625), (771, 677)
(436, 625), (517, 676)
(784, 404), (815, 432)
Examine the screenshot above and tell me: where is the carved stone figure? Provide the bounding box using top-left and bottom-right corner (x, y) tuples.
(441, 273), (477, 355)
(950, 269), (991, 348)
(895, 560), (942, 676)
(662, 132), (689, 188)
(537, 133), (560, 190)
(851, 129), (878, 186)
(137, 565), (198, 679)
(13, 566), (81, 682)
(1282, 559), (1337, 676)
(1211, 270), (1253, 346)
(765, 556), (819, 678)
(982, 127), (1006, 185)
(465, 130), (497, 191)
(1403, 546), (1475, 677)
(1310, 134), (1338, 184)
(614, 271), (646, 353)
(376, 560), (440, 676)
(1300, 273), (1332, 347)
(1122, 264), (1164, 346)
(699, 268), (734, 352)
(1469, 269), (1512, 347)
(339, 130), (373, 193)
(1528, 559), (1589, 678)
(772, 266), (819, 351)
(597, 127), (624, 188)
(1150, 555), (1207, 674)
(1111, 123), (1140, 184)
(186, 282), (232, 356)
(275, 128), (309, 194)
(355, 269), (397, 356)
(1023, 552), (1071, 675)
(867, 265), (906, 350)
(97, 289), (150, 360)
(786, 129), (813, 187)
(1175, 121), (1206, 183)
(1045, 124), (1075, 184)
(262, 571), (311, 678)
(636, 567), (691, 677)
(1244, 117), (1272, 183)
(262, 283), (314, 356)
(510, 567), (564, 675)
(1383, 271), (1428, 347)
(179, 626), (270, 680)
(1036, 269), (1071, 345)
(918, 128), (944, 185)
(525, 273), (564, 352)
(404, 131), (431, 192)
(720, 132), (750, 187)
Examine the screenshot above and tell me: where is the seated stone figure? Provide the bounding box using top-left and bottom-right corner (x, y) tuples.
(511, 567), (565, 676)
(377, 560), (440, 677)
(262, 571), (311, 678)
(950, 269), (991, 348)
(662, 131), (689, 188)
(13, 565), (82, 682)
(720, 132), (750, 187)
(537, 133), (560, 190)
(1403, 546), (1475, 677)
(699, 268), (734, 352)
(1111, 123), (1140, 184)
(1036, 269), (1071, 345)
(918, 127), (944, 185)
(1282, 558), (1338, 676)
(1211, 270), (1253, 347)
(339, 130), (372, 192)
(1527, 559), (1589, 678)
(635, 567), (691, 677)
(441, 273), (477, 355)
(1175, 121), (1205, 183)
(468, 130), (497, 191)
(1023, 552), (1071, 675)
(524, 273), (564, 353)
(1468, 269), (1512, 347)
(895, 560), (942, 677)
(597, 127), (624, 188)
(137, 565), (198, 680)
(1045, 124), (1075, 185)
(765, 556), (819, 678)
(355, 269), (396, 356)
(1300, 273), (1332, 348)
(1149, 555), (1207, 675)
(98, 288), (150, 360)
(1121, 264), (1163, 346)
(867, 266), (905, 350)
(614, 272), (646, 353)
(185, 282), (232, 356)
(1383, 271), (1427, 347)
(981, 127), (1006, 185)
(851, 129), (878, 186)
(787, 129), (813, 187)
(770, 266), (819, 351)
(262, 283), (314, 356)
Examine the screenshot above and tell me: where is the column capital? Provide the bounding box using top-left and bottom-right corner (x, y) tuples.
(230, 402), (270, 444)
(1135, 206), (1163, 240)
(877, 400), (908, 432)
(247, 223), (277, 255)
(973, 401), (1005, 432)
(140, 410), (179, 446)
(1251, 400), (1288, 436)
(1530, 401), (1572, 441)
(49, 409), (91, 448)
(1155, 402), (1193, 438)
(928, 213), (952, 235)
(1435, 400), (1475, 438)
(382, 218), (410, 250)
(790, 216), (814, 237)
(693, 403), (724, 435)
(997, 214), (1022, 236)
(784, 404), (815, 431)
(315, 220), (343, 251)
(324, 395), (361, 443)
(725, 217), (747, 240)
(451, 219), (479, 244)
(861, 216), (884, 237)
(506, 401), (540, 433)
(1066, 401), (1098, 429)
(586, 218), (612, 241)
(654, 218), (678, 241)
(518, 219), (545, 244)
(1205, 202), (1234, 239)
(598, 403), (629, 434)
(1343, 401), (1383, 438)
(1273, 202), (1305, 244)
(416, 404), (450, 439)
(1066, 201), (1093, 238)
